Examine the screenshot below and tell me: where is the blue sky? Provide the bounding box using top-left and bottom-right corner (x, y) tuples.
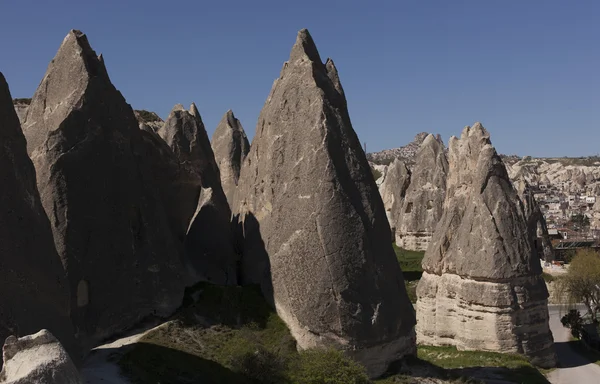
(0, 1), (598, 156)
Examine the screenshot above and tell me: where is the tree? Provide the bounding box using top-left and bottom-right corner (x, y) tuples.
(570, 213), (590, 228)
(559, 249), (600, 322)
(561, 309), (584, 338)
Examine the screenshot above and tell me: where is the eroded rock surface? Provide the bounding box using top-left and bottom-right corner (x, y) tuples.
(394, 134), (447, 251)
(0, 72), (77, 361)
(0, 330), (81, 384)
(514, 176), (554, 261)
(22, 30), (186, 350)
(416, 123), (556, 368)
(159, 104), (237, 285)
(211, 110), (250, 208)
(378, 159), (411, 234)
(232, 29), (416, 378)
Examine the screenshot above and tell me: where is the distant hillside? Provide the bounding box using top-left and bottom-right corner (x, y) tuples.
(367, 132), (440, 165)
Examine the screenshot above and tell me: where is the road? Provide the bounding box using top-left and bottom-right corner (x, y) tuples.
(547, 304), (600, 384)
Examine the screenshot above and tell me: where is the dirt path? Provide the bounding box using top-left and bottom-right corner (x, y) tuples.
(547, 304), (600, 384)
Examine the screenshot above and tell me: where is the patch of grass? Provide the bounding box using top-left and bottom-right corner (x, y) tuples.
(542, 272), (555, 282)
(393, 243), (424, 279)
(119, 283), (371, 384)
(416, 346), (549, 384)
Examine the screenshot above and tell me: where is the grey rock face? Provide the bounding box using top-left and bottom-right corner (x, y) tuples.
(416, 123), (556, 368)
(12, 102), (28, 124)
(0, 330), (81, 384)
(514, 176), (554, 261)
(211, 110), (250, 208)
(232, 29), (416, 378)
(378, 159), (411, 235)
(0, 73), (77, 362)
(159, 104), (237, 285)
(394, 134), (447, 251)
(22, 30), (186, 350)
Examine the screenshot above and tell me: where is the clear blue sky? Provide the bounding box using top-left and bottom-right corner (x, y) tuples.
(0, 1), (598, 157)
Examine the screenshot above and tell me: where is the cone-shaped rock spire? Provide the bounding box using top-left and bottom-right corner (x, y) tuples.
(211, 109), (250, 207)
(160, 104), (238, 284)
(416, 123), (556, 368)
(394, 134), (448, 251)
(232, 29), (416, 378)
(22, 30), (186, 350)
(0, 72), (78, 362)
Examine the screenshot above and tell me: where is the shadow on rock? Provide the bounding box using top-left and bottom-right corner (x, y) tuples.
(232, 212), (275, 308)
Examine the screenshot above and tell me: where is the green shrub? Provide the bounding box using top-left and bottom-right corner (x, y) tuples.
(230, 347), (289, 384)
(289, 349), (370, 384)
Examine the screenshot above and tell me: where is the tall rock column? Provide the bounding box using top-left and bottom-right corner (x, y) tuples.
(394, 134), (447, 251)
(232, 29), (416, 378)
(22, 30), (186, 350)
(416, 123), (556, 368)
(514, 176), (554, 262)
(378, 159), (411, 235)
(211, 109), (250, 208)
(0, 72), (77, 362)
(159, 104), (238, 285)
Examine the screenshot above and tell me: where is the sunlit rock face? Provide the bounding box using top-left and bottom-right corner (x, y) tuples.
(416, 123), (557, 369)
(232, 29), (417, 378)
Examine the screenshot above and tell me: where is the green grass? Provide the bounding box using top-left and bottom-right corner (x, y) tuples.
(392, 244), (424, 303)
(542, 272), (555, 283)
(119, 283), (370, 384)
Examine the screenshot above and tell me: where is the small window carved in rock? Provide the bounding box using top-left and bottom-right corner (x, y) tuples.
(77, 280), (89, 307)
(405, 202), (413, 213)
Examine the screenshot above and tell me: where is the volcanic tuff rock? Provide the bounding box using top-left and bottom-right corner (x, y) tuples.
(232, 29), (416, 378)
(22, 30), (186, 349)
(211, 110), (250, 208)
(0, 330), (81, 384)
(416, 123), (556, 368)
(12, 100), (29, 124)
(134, 109), (163, 132)
(394, 134), (448, 251)
(159, 104), (237, 285)
(514, 176), (554, 261)
(378, 159), (411, 234)
(0, 73), (77, 362)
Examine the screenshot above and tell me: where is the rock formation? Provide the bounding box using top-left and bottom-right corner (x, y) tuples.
(514, 176), (554, 261)
(394, 134), (448, 251)
(232, 29), (416, 378)
(134, 109), (163, 132)
(211, 110), (250, 208)
(159, 104), (238, 285)
(0, 330), (81, 384)
(378, 159), (411, 234)
(12, 99), (29, 124)
(416, 123), (556, 368)
(0, 72), (77, 361)
(22, 30), (186, 349)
